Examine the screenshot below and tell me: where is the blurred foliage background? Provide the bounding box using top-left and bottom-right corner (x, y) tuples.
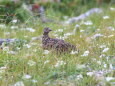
(0, 0), (114, 23)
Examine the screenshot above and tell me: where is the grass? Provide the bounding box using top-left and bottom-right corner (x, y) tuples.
(0, 5), (115, 86)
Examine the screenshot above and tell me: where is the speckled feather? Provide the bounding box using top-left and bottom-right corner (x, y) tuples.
(42, 27), (76, 53)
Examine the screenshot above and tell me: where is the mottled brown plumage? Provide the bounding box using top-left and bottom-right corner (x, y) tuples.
(42, 27), (76, 53)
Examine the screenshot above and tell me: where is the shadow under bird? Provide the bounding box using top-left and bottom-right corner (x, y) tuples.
(42, 27), (77, 54)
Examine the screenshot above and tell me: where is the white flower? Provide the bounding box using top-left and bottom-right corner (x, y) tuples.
(22, 74), (31, 79)
(3, 46), (9, 52)
(103, 16), (110, 19)
(99, 54), (105, 58)
(27, 60), (36, 66)
(108, 35), (114, 38)
(32, 79), (38, 83)
(31, 37), (39, 41)
(4, 32), (10, 35)
(8, 51), (17, 55)
(63, 16), (68, 19)
(0, 66), (7, 70)
(11, 26), (18, 29)
(44, 81), (50, 85)
(64, 33), (73, 36)
(81, 51), (89, 57)
(109, 64), (114, 70)
(76, 64), (86, 69)
(12, 19), (18, 23)
(107, 27), (115, 31)
(54, 60), (66, 68)
(106, 77), (115, 81)
(110, 7), (115, 11)
(99, 45), (106, 48)
(0, 66), (7, 75)
(43, 50), (50, 54)
(97, 61), (101, 65)
(26, 28), (35, 32)
(87, 72), (94, 77)
(103, 64), (107, 68)
(76, 74), (83, 80)
(0, 24), (6, 28)
(44, 60), (50, 64)
(57, 29), (63, 32)
(75, 24), (80, 28)
(80, 30), (85, 32)
(83, 21), (93, 25)
(14, 81), (25, 86)
(24, 36), (28, 38)
(70, 50), (78, 54)
(102, 48), (109, 53)
(23, 44), (31, 48)
(92, 33), (103, 39)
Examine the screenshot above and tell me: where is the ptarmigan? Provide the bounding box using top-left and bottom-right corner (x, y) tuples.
(42, 27), (76, 53)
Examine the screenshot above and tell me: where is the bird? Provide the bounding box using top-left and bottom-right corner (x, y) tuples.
(42, 27), (76, 54)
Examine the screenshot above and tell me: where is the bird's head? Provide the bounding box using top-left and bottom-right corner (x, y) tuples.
(43, 27), (52, 35)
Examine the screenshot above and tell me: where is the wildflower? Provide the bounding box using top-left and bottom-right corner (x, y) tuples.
(70, 50), (78, 54)
(94, 71), (104, 81)
(54, 60), (66, 68)
(80, 30), (85, 32)
(8, 51), (17, 55)
(32, 79), (38, 83)
(3, 46), (9, 52)
(0, 24), (6, 28)
(22, 74), (32, 79)
(76, 64), (86, 69)
(99, 45), (106, 48)
(27, 60), (36, 66)
(107, 27), (115, 31)
(64, 33), (73, 37)
(31, 37), (39, 41)
(76, 74), (83, 80)
(43, 50), (50, 54)
(83, 21), (93, 25)
(75, 24), (80, 28)
(23, 44), (31, 48)
(99, 54), (105, 58)
(110, 7), (115, 11)
(26, 28), (35, 32)
(108, 35), (114, 38)
(109, 64), (114, 70)
(0, 66), (7, 75)
(14, 81), (25, 86)
(11, 26), (18, 29)
(97, 61), (101, 65)
(86, 72), (94, 77)
(92, 33), (103, 39)
(97, 29), (100, 31)
(103, 63), (107, 68)
(4, 32), (10, 35)
(81, 51), (89, 57)
(12, 19), (18, 23)
(57, 29), (63, 32)
(44, 60), (50, 64)
(102, 48), (109, 53)
(103, 16), (110, 19)
(44, 81), (50, 85)
(63, 16), (68, 19)
(106, 77), (115, 81)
